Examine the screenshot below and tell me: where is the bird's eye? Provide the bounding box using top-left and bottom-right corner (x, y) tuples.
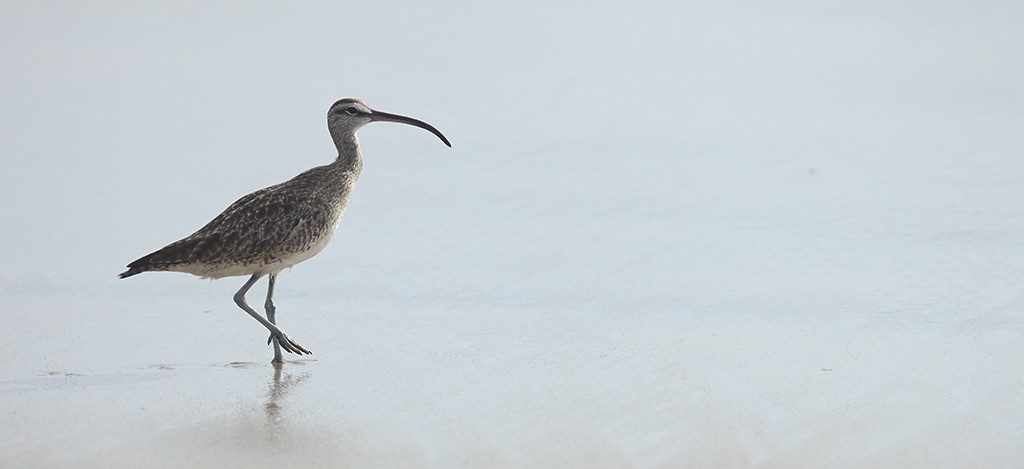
(345, 107), (358, 115)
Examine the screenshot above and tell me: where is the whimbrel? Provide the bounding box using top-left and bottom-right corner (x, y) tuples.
(119, 98), (451, 362)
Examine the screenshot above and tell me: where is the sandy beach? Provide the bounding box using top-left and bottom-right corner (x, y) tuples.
(2, 1), (1023, 467)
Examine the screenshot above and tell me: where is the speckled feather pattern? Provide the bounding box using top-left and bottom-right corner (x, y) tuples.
(118, 99), (382, 279)
(119, 98), (448, 282)
(117, 98), (448, 360)
(122, 161), (361, 278)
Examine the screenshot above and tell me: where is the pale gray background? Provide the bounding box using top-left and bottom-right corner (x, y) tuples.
(2, 1), (1023, 467)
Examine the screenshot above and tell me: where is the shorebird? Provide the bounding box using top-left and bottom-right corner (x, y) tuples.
(119, 98), (451, 362)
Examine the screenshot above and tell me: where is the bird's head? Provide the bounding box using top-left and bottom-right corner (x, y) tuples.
(327, 98), (451, 148)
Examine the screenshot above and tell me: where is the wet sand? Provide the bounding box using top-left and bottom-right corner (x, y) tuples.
(3, 1), (1024, 466)
(4, 293), (1022, 467)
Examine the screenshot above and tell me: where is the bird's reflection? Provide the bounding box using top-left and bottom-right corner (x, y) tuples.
(264, 361), (312, 429)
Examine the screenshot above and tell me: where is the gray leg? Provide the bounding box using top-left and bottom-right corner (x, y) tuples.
(265, 273), (283, 363)
(233, 273), (311, 356)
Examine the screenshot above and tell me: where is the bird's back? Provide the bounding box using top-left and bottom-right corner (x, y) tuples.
(120, 163), (358, 279)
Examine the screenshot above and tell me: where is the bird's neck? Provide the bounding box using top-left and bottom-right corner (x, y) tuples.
(332, 134), (364, 172)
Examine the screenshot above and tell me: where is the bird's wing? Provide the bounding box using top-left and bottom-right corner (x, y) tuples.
(124, 162), (347, 276)
(181, 188), (328, 266)
(127, 183), (326, 270)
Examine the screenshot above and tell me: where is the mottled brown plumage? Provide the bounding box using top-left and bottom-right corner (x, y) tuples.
(119, 163), (358, 279)
(119, 98), (451, 362)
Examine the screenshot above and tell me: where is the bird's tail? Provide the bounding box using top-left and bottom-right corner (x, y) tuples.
(118, 267), (148, 279)
(118, 250), (167, 279)
(119, 237), (202, 279)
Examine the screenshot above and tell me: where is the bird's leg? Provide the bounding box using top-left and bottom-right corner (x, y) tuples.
(233, 273), (311, 356)
(265, 273), (283, 363)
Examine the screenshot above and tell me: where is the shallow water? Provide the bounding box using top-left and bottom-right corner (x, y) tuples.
(2, 1), (1024, 467)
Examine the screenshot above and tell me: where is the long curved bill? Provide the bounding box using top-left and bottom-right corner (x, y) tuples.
(369, 110), (452, 147)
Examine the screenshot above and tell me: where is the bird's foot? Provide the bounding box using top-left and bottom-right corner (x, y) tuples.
(268, 331), (311, 355)
(268, 334), (284, 363)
